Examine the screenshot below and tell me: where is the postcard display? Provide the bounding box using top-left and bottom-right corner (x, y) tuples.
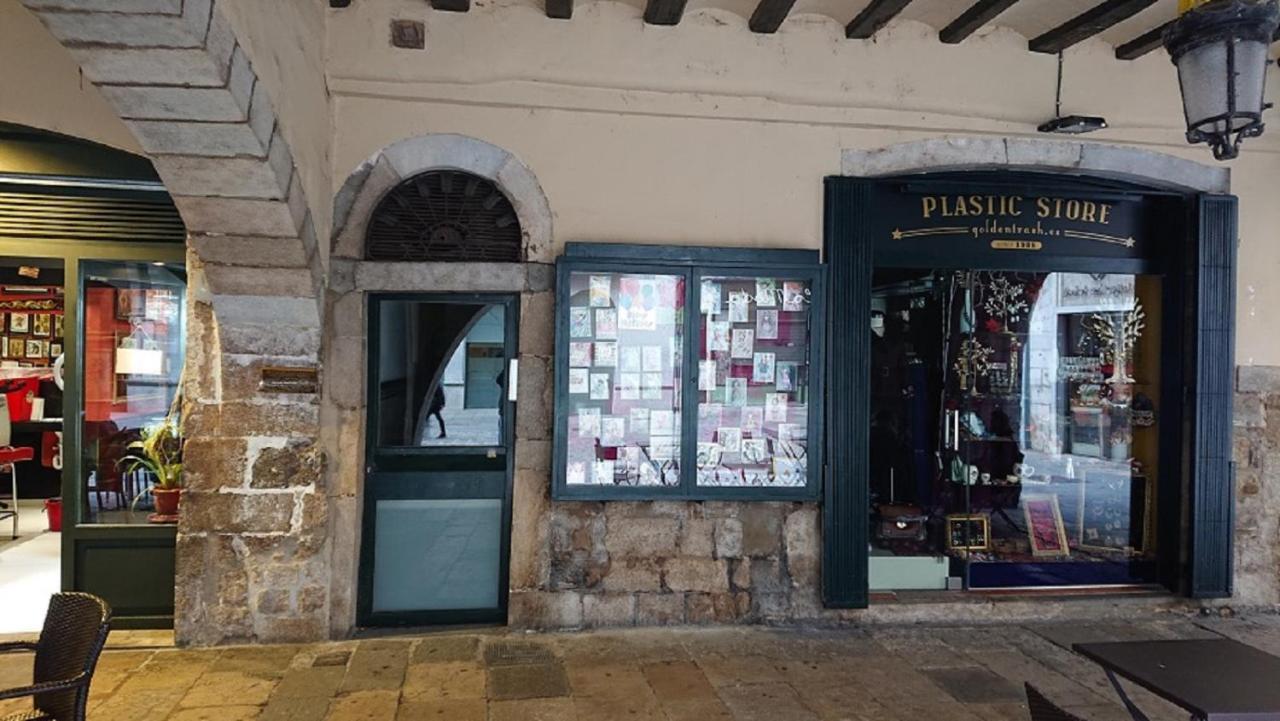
(560, 269), (815, 492)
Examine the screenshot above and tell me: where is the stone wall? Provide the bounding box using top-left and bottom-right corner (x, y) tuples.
(510, 501), (821, 628)
(1230, 365), (1280, 607)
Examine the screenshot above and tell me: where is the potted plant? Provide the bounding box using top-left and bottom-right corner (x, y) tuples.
(119, 417), (183, 523)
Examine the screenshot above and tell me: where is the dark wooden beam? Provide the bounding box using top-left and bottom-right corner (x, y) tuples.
(750, 0), (798, 33)
(1114, 20), (1169, 60)
(939, 0), (1022, 44)
(546, 0), (572, 19)
(429, 0), (470, 11)
(1029, 0), (1157, 54)
(845, 0), (914, 40)
(644, 0), (688, 25)
(329, 0), (351, 6)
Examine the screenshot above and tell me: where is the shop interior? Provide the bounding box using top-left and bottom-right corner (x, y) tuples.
(868, 269), (1162, 592)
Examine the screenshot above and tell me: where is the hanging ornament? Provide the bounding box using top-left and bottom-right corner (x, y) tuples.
(1084, 300), (1147, 385)
(982, 274), (1029, 332)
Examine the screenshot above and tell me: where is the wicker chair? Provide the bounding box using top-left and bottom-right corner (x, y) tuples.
(0, 593), (112, 721)
(1025, 684), (1091, 721)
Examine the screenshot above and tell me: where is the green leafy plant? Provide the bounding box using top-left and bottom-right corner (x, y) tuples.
(118, 417), (183, 501)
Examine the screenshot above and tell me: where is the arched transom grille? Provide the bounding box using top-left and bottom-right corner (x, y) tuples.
(366, 170), (522, 262)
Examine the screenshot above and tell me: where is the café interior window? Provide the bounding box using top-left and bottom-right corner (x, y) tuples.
(869, 270), (1162, 590)
(554, 249), (822, 500)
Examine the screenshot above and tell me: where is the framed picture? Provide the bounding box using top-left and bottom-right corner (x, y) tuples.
(1078, 471), (1149, 554)
(6, 338), (22, 358)
(24, 339), (45, 359)
(32, 314), (51, 337)
(49, 343), (62, 358)
(116, 289), (147, 319)
(53, 314), (63, 338)
(9, 313), (28, 333)
(1023, 494), (1071, 557)
(945, 513), (991, 552)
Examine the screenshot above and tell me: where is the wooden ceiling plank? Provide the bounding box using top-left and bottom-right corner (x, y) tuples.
(940, 0), (1023, 44)
(546, 0), (573, 19)
(1115, 21), (1170, 60)
(644, 0), (689, 25)
(1029, 0), (1158, 54)
(429, 0), (470, 11)
(750, 0), (799, 33)
(845, 0), (915, 40)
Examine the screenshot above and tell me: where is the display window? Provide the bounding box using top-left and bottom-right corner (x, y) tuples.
(553, 246), (823, 500)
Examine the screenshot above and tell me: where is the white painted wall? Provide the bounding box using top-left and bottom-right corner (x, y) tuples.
(326, 0), (1280, 363)
(0, 1), (140, 153)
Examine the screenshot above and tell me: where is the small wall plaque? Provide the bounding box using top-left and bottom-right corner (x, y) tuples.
(260, 366), (319, 394)
(390, 19), (425, 49)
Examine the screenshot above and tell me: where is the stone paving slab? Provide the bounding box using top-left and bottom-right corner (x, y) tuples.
(2, 615), (1274, 720)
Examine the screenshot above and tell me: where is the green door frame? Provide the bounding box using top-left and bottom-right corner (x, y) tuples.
(0, 237), (186, 629)
(358, 292), (518, 627)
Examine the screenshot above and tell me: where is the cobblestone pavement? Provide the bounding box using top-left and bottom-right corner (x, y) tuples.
(1, 614), (1273, 720)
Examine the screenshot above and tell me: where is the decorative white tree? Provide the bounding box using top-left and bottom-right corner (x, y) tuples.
(1085, 301), (1147, 384)
(982, 274), (1029, 329)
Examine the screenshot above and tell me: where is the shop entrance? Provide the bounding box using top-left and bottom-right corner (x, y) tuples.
(358, 294), (517, 626)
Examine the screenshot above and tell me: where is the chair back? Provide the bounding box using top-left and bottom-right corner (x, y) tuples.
(1025, 683), (1088, 721)
(33, 592), (112, 720)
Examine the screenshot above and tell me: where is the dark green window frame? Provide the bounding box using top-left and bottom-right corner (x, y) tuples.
(552, 243), (826, 502)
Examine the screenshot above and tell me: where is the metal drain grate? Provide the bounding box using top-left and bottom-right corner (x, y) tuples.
(311, 650), (352, 667)
(482, 640), (556, 666)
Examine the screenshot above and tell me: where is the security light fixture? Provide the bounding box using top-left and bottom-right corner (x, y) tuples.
(1164, 0), (1280, 160)
(1039, 53), (1109, 136)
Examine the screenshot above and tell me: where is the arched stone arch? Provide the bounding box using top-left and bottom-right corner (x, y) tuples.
(18, 1), (327, 646)
(332, 133), (554, 264)
(841, 137), (1230, 194)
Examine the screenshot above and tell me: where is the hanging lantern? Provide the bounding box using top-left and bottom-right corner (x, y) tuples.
(1163, 0), (1280, 160)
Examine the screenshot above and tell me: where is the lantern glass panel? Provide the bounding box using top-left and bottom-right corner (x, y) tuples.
(1233, 39), (1270, 119)
(1178, 42), (1229, 132)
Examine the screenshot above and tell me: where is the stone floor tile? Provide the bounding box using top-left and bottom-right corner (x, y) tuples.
(402, 661), (486, 701)
(396, 698), (486, 721)
(564, 663), (654, 700)
(179, 670), (278, 707)
(571, 694), (665, 720)
(695, 654), (784, 687)
(660, 697), (736, 721)
(641, 660), (720, 700)
(412, 634), (480, 664)
(96, 649), (157, 673)
(259, 696), (331, 721)
(716, 682), (820, 721)
(272, 666), (347, 700)
(169, 705), (264, 721)
(968, 648), (1112, 706)
(487, 697), (578, 721)
(787, 678), (882, 720)
(920, 666), (1024, 704)
(484, 638), (559, 667)
(965, 702), (1030, 721)
(557, 631), (686, 665)
(89, 688), (184, 721)
(324, 690), (399, 721)
(214, 645), (303, 678)
(487, 662), (570, 700)
(339, 640), (411, 692)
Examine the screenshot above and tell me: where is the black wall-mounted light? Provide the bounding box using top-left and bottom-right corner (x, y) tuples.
(1164, 0), (1280, 160)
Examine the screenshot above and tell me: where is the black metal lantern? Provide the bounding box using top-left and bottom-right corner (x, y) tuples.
(1163, 0), (1280, 160)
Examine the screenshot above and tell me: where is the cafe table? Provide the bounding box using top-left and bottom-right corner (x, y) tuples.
(1074, 638), (1280, 721)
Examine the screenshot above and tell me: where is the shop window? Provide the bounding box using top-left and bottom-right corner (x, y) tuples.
(553, 245), (824, 501)
(365, 170), (522, 263)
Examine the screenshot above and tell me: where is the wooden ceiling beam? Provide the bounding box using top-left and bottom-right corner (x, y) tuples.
(1029, 0), (1157, 54)
(546, 0), (573, 19)
(940, 0), (1023, 44)
(429, 0), (470, 11)
(1114, 21), (1169, 60)
(845, 0), (915, 40)
(644, 0), (688, 25)
(750, 0), (798, 33)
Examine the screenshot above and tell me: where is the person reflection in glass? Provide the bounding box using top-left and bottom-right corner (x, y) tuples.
(428, 385), (447, 439)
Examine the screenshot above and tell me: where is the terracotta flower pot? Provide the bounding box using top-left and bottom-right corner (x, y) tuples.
(152, 487), (181, 519)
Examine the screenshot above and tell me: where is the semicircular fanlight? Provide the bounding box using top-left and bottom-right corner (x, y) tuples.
(365, 170), (522, 262)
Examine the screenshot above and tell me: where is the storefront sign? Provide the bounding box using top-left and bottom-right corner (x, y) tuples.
(871, 187), (1148, 264)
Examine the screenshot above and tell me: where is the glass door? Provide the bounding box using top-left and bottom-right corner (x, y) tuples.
(359, 294), (517, 626)
(869, 269), (1164, 592)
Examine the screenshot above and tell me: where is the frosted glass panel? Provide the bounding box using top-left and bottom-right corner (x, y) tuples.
(372, 498), (502, 612)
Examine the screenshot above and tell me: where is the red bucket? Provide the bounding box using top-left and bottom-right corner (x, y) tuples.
(44, 498), (62, 532)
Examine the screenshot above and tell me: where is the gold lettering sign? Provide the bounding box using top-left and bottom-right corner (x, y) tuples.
(991, 240), (1042, 251)
(260, 366), (319, 394)
(920, 194), (1114, 226)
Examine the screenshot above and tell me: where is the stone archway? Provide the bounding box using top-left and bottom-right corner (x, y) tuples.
(18, 1), (328, 645)
(841, 137), (1230, 194)
(324, 134), (554, 635)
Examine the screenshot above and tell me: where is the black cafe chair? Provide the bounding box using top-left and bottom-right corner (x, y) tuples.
(1026, 683), (1091, 721)
(0, 593), (112, 721)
